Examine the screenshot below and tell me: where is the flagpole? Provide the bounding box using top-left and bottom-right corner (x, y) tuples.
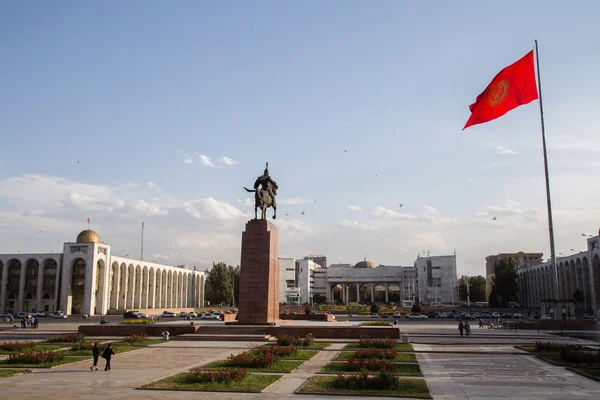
(535, 40), (559, 301)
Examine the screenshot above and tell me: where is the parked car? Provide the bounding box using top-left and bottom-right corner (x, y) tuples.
(200, 313), (220, 320)
(512, 313), (523, 319)
(392, 313), (402, 318)
(480, 312), (491, 318)
(30, 311), (46, 317)
(540, 314), (553, 320)
(446, 313), (455, 318)
(51, 311), (67, 319)
(426, 312), (439, 319)
(408, 313), (428, 320)
(161, 311), (176, 317)
(381, 313), (389, 318)
(16, 312), (29, 318)
(370, 312), (379, 318)
(123, 311), (145, 319)
(582, 313), (597, 320)
(179, 312), (188, 318)
(188, 311), (198, 318)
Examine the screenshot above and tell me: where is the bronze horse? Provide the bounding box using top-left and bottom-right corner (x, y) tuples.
(243, 162), (278, 220)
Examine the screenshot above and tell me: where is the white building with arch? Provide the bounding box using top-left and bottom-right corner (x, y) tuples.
(0, 230), (205, 316)
(517, 234), (600, 313)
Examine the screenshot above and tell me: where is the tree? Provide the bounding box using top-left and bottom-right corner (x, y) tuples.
(458, 275), (486, 303)
(370, 304), (380, 314)
(204, 262), (234, 306)
(573, 288), (584, 311)
(304, 304), (312, 314)
(488, 259), (519, 307)
(228, 265), (241, 306)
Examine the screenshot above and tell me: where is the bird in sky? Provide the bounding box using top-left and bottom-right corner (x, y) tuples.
(344, 150), (347, 152)
(301, 211), (305, 215)
(38, 230), (42, 233)
(375, 174), (378, 177)
(492, 217), (497, 220)
(77, 160), (80, 163)
(285, 213), (289, 216)
(399, 204), (403, 208)
(581, 233), (586, 236)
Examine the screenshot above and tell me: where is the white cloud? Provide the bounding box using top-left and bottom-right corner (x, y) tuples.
(219, 156), (238, 166)
(243, 198), (253, 207)
(420, 204), (439, 214)
(373, 206), (437, 224)
(279, 197), (312, 205)
(468, 178), (475, 182)
(276, 219), (313, 234)
(198, 154), (216, 168)
(147, 181), (157, 190)
(132, 200), (169, 216)
(114, 181), (139, 190)
(495, 145), (518, 155)
(63, 192), (125, 212)
(184, 198), (245, 220)
(348, 205), (362, 212)
(338, 219), (368, 231)
(176, 150), (194, 164)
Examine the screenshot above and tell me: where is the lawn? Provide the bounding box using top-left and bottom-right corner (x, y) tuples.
(200, 359), (305, 373)
(0, 369), (32, 378)
(333, 351), (417, 362)
(266, 342), (331, 349)
(568, 366), (600, 380)
(0, 356), (89, 368)
(344, 343), (413, 351)
(141, 372), (282, 392)
(255, 349), (317, 361)
(320, 362), (421, 375)
(297, 376), (432, 398)
(0, 345), (63, 354)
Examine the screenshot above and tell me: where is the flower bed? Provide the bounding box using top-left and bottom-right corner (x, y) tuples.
(334, 370), (399, 390)
(226, 350), (276, 368)
(122, 319), (155, 324)
(7, 351), (65, 364)
(560, 347), (600, 364)
(255, 345), (297, 358)
(276, 333), (314, 347)
(357, 338), (398, 349)
(352, 348), (397, 360)
(186, 367), (247, 384)
(0, 341), (35, 352)
(345, 359), (398, 373)
(122, 333), (149, 343)
(361, 321), (392, 326)
(46, 333), (85, 343)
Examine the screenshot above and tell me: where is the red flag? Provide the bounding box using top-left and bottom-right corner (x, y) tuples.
(463, 50), (538, 130)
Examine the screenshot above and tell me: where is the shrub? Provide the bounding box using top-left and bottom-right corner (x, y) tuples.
(46, 333), (84, 343)
(7, 351), (65, 364)
(255, 345), (297, 357)
(70, 342), (107, 352)
(186, 367), (247, 383)
(361, 321), (392, 326)
(411, 304), (421, 313)
(333, 370), (398, 390)
(276, 333), (314, 347)
(534, 341), (582, 352)
(357, 338), (398, 349)
(352, 348), (397, 360)
(345, 358), (397, 373)
(304, 304), (312, 315)
(0, 341), (35, 352)
(226, 350), (276, 368)
(122, 333), (149, 343)
(122, 319), (155, 324)
(560, 347), (600, 364)
(370, 304), (380, 314)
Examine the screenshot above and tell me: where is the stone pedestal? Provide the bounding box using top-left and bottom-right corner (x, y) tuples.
(237, 219), (279, 325)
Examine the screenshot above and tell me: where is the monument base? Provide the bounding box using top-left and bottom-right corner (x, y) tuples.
(236, 219), (280, 325)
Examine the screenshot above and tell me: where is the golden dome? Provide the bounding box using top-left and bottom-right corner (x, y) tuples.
(76, 230), (100, 243)
(354, 260), (377, 269)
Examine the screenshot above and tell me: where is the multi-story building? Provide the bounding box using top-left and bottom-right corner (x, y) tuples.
(486, 252), (543, 300)
(303, 255), (327, 269)
(0, 229), (205, 316)
(414, 254), (457, 305)
(278, 257), (320, 305)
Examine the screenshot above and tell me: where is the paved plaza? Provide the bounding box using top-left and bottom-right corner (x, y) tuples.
(0, 320), (599, 399)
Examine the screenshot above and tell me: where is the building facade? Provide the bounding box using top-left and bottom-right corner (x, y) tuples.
(0, 230), (205, 316)
(415, 254), (457, 305)
(303, 255), (327, 269)
(517, 235), (600, 313)
(486, 252), (543, 300)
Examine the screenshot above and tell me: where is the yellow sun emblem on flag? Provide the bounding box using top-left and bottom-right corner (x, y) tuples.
(487, 79), (510, 106)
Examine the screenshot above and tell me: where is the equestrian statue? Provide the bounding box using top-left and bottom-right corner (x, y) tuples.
(243, 162), (278, 220)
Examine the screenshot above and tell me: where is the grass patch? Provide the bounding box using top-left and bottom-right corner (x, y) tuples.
(567, 366), (600, 380)
(333, 351), (417, 362)
(141, 372), (282, 392)
(279, 350), (317, 360)
(0, 356), (88, 368)
(266, 342), (331, 349)
(0, 345), (63, 354)
(297, 376), (432, 398)
(344, 343), (413, 351)
(320, 362), (421, 375)
(0, 369), (31, 378)
(201, 359), (304, 373)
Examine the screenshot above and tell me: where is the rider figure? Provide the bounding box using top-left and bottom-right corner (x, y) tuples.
(255, 162), (278, 200)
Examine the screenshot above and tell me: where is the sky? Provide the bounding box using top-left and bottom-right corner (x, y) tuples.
(1, 1), (599, 275)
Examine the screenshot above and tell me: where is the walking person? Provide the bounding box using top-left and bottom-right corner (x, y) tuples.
(90, 342), (100, 371)
(458, 320), (464, 337)
(465, 321), (471, 336)
(102, 343), (115, 371)
(33, 316), (39, 329)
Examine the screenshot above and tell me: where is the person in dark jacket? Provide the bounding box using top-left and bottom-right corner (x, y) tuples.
(458, 320), (464, 337)
(90, 343), (100, 371)
(102, 343), (115, 371)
